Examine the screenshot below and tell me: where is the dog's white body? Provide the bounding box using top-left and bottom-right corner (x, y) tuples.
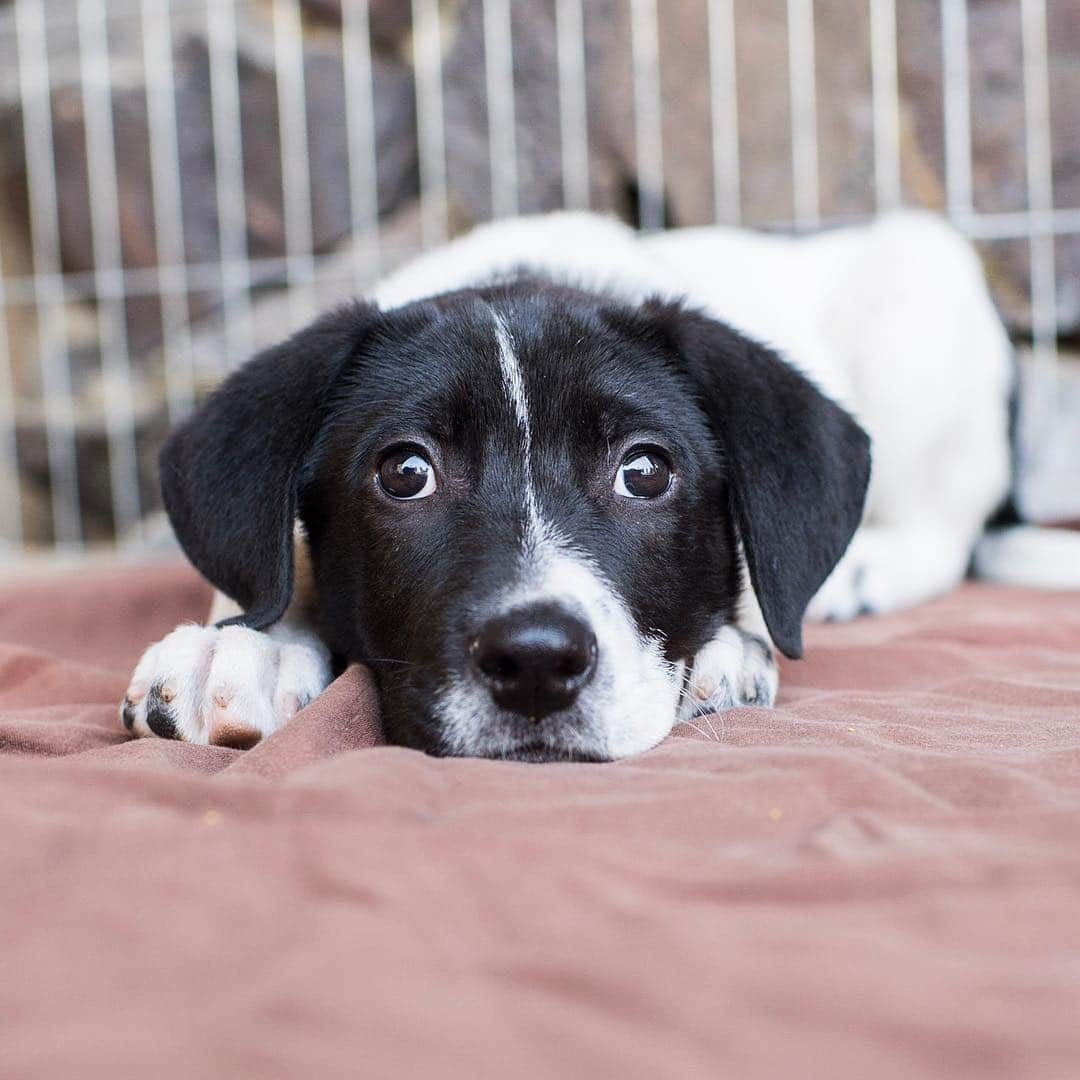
(124, 211), (1016, 750)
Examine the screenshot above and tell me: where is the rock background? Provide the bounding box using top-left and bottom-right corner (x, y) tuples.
(0, 0), (1077, 545)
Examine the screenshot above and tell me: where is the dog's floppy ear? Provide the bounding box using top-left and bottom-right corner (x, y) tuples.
(159, 302), (378, 630)
(657, 302), (871, 659)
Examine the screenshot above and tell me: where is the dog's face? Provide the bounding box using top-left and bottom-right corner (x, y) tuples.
(302, 289), (738, 759)
(161, 281), (870, 760)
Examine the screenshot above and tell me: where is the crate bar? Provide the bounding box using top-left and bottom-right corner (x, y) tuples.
(412, 0), (448, 248)
(707, 0), (740, 224)
(629, 0), (663, 231)
(941, 0), (973, 215)
(141, 0), (195, 423)
(786, 0), (819, 228)
(1020, 0), (1057, 401)
(4, 0), (192, 33)
(14, 0), (82, 547)
(869, 0), (901, 210)
(3, 203), (1079, 311)
(206, 0), (252, 367)
(341, 0), (381, 293)
(555, 0), (589, 210)
(77, 0), (143, 542)
(273, 0), (316, 327)
(483, 0), (518, 219)
(0, 251), (23, 546)
(955, 207), (1080, 239)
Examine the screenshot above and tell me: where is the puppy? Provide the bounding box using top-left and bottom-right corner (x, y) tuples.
(122, 210), (1027, 760)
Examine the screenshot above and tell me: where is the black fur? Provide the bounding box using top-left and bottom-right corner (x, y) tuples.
(160, 277), (870, 753)
(144, 683), (178, 739)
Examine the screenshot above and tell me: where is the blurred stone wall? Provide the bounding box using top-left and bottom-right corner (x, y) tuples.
(0, 0), (1076, 545)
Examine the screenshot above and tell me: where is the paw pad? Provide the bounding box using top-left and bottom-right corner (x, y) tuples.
(144, 684), (178, 739)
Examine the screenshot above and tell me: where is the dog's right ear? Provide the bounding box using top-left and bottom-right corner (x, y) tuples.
(159, 302), (379, 630)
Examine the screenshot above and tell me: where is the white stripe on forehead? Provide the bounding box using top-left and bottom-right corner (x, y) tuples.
(491, 311), (545, 536)
(492, 312), (530, 452)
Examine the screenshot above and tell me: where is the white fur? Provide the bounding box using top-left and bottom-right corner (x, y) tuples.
(123, 622), (332, 746)
(973, 525), (1080, 589)
(491, 311), (545, 537)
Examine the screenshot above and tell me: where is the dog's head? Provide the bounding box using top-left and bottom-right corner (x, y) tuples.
(161, 280), (869, 760)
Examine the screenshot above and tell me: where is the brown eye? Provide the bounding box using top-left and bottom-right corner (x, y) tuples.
(614, 447), (674, 499)
(377, 446), (437, 500)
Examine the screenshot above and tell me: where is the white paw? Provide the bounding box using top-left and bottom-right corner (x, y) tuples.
(678, 625), (778, 720)
(120, 623), (333, 748)
(805, 536), (888, 622)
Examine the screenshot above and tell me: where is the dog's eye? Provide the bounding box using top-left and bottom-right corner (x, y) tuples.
(376, 446), (437, 500)
(614, 447), (674, 499)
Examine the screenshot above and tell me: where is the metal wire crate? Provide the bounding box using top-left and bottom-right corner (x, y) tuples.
(0, 0), (1075, 553)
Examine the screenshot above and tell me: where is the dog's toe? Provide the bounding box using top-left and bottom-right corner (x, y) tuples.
(144, 683), (179, 739)
(680, 626), (778, 721)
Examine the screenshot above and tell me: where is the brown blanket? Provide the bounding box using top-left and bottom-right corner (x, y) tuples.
(2, 563), (1079, 1079)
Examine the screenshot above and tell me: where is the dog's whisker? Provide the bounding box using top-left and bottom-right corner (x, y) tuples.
(678, 717), (717, 742)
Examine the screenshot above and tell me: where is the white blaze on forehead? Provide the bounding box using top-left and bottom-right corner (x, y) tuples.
(491, 311), (544, 535)
(491, 312), (530, 448)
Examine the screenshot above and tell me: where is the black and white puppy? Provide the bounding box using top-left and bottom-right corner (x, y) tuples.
(122, 210), (1029, 760)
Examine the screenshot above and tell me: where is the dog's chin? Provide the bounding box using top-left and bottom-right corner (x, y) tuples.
(487, 742), (612, 764)
(434, 726), (615, 763)
(385, 718), (613, 761)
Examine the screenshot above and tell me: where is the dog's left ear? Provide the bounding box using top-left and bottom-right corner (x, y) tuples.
(656, 302), (871, 659)
(159, 302), (379, 630)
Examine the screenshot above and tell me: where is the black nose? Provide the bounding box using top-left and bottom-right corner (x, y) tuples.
(471, 604), (598, 720)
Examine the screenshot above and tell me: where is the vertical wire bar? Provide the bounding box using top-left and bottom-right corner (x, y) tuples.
(77, 0), (143, 542)
(206, 0), (252, 367)
(14, 0), (82, 547)
(141, 0), (195, 423)
(707, 0), (740, 224)
(869, 0), (902, 210)
(273, 0), (316, 328)
(555, 0), (589, 210)
(941, 0), (973, 216)
(412, 0), (448, 248)
(629, 0), (664, 231)
(0, 250), (23, 546)
(786, 0), (820, 228)
(1020, 0), (1058, 429)
(483, 0), (518, 219)
(341, 0), (381, 293)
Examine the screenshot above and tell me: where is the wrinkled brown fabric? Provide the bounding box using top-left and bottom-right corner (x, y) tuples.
(1, 563), (1079, 1079)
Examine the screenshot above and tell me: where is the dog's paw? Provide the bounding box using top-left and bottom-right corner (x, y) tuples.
(805, 557), (879, 622)
(805, 532), (891, 622)
(679, 625), (778, 720)
(120, 623), (333, 748)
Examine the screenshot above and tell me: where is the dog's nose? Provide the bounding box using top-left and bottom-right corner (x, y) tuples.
(471, 604), (598, 719)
